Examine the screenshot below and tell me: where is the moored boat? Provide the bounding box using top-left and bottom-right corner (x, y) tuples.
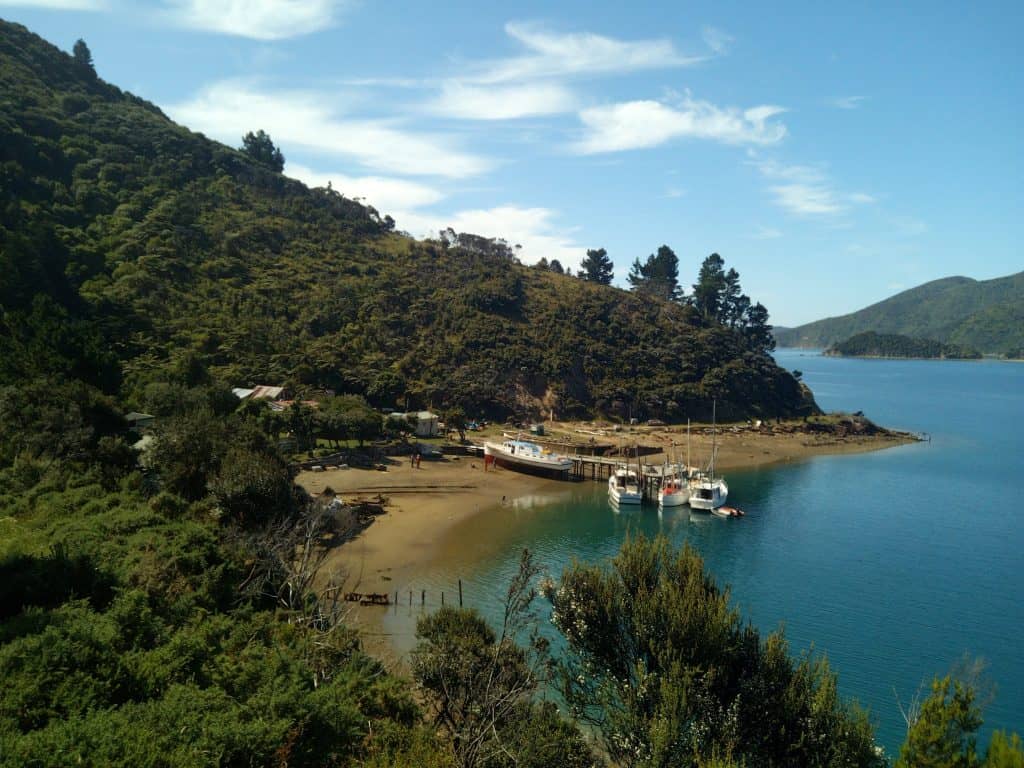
(608, 466), (642, 505)
(483, 438), (572, 478)
(689, 474), (729, 511)
(658, 475), (689, 507)
(689, 400), (728, 511)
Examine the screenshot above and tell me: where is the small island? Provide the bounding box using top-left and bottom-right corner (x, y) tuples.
(825, 331), (982, 359)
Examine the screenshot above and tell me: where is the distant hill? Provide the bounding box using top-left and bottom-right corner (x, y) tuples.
(825, 331), (981, 360)
(0, 20), (810, 422)
(776, 272), (1024, 356)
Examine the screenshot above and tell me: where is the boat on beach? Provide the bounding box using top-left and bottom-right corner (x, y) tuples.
(608, 466), (642, 505)
(483, 437), (572, 477)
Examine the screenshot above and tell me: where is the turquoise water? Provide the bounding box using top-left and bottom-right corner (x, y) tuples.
(382, 351), (1024, 754)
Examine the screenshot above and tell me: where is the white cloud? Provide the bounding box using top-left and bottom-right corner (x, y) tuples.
(397, 205), (585, 268)
(285, 163), (445, 210)
(831, 95), (866, 110)
(849, 192), (876, 204)
(0, 0), (105, 8)
(702, 25), (733, 55)
(466, 21), (703, 84)
(429, 81), (576, 120)
(161, 0), (344, 40)
(574, 96), (787, 154)
(168, 79), (492, 178)
(770, 184), (843, 215)
(750, 157), (850, 215)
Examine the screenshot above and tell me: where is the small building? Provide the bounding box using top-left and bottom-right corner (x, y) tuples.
(124, 411), (155, 430)
(232, 385), (290, 402)
(392, 411), (440, 438)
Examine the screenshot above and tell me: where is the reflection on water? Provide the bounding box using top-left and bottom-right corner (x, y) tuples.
(381, 352), (1024, 757)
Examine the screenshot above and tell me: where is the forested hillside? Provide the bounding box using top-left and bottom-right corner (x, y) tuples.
(825, 331), (981, 359)
(776, 272), (1024, 356)
(0, 19), (807, 422)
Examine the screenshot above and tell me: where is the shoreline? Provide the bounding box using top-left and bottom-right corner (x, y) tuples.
(299, 421), (916, 662)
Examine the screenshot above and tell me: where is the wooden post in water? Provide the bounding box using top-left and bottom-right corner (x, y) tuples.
(441, 591), (445, 606)
(458, 579), (463, 607)
(409, 590), (412, 607)
(421, 589), (425, 607)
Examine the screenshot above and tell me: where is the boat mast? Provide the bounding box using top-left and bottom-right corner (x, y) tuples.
(711, 399), (717, 482)
(686, 419), (691, 477)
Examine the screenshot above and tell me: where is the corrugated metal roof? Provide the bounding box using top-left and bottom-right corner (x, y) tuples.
(250, 385), (286, 400)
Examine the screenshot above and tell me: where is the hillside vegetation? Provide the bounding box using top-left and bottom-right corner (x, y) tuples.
(0, 19), (808, 423)
(3, 21), (1023, 767)
(776, 272), (1024, 356)
(825, 331), (981, 360)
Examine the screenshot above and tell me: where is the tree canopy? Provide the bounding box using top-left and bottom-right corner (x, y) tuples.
(580, 247), (614, 285)
(240, 129), (285, 172)
(628, 244), (681, 301)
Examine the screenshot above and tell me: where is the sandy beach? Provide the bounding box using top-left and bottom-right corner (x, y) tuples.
(299, 421), (915, 601)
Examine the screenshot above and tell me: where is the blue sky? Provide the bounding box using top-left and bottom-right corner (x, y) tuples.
(3, 0), (1021, 326)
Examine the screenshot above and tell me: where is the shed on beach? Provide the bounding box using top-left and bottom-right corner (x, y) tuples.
(393, 411), (440, 437)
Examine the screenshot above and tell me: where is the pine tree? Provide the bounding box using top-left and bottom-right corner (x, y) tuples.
(627, 245), (680, 301)
(897, 676), (982, 768)
(72, 39), (94, 74)
(693, 252), (726, 319)
(579, 247), (613, 284)
(240, 130), (285, 172)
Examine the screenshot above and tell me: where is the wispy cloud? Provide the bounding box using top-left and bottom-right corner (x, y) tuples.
(464, 21), (703, 85)
(0, 0), (106, 8)
(701, 25), (733, 55)
(748, 156), (877, 216)
(285, 163), (445, 210)
(831, 95), (866, 110)
(750, 225), (783, 239)
(428, 81), (577, 120)
(168, 79), (492, 178)
(161, 0), (347, 40)
(575, 95), (787, 154)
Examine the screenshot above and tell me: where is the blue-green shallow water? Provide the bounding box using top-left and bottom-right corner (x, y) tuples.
(381, 351), (1023, 754)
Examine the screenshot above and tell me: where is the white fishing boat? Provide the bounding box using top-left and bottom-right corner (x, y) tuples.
(608, 466), (642, 505)
(689, 473), (729, 511)
(657, 475), (689, 507)
(688, 402), (728, 511)
(483, 437), (572, 477)
(659, 423), (692, 507)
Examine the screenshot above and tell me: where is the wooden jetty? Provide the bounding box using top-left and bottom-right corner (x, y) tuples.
(571, 454), (680, 502)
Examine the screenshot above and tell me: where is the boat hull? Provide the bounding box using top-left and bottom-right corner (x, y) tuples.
(484, 441), (572, 478)
(658, 489), (689, 507)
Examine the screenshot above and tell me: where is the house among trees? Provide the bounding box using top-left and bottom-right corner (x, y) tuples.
(124, 411), (155, 430)
(393, 411), (440, 437)
(231, 385), (290, 401)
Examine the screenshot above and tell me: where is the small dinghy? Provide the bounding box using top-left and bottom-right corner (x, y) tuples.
(712, 506), (745, 518)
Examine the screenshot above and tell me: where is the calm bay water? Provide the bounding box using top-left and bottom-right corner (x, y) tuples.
(382, 350), (1023, 754)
